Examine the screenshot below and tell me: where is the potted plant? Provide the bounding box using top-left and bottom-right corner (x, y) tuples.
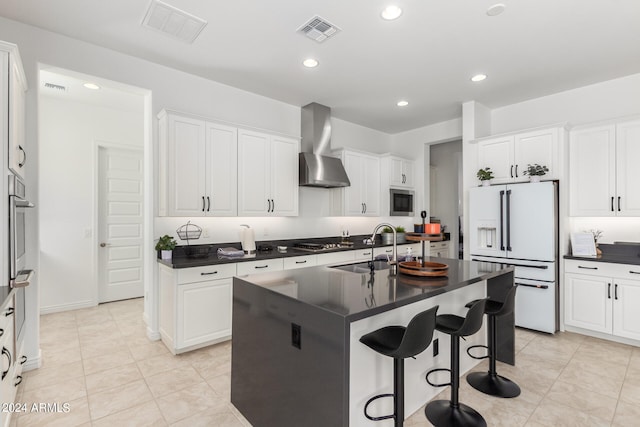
(476, 167), (494, 186)
(381, 226), (406, 244)
(522, 164), (549, 182)
(155, 235), (177, 260)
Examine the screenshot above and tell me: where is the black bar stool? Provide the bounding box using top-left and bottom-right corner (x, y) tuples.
(360, 306), (439, 427)
(425, 298), (488, 427)
(466, 286), (520, 398)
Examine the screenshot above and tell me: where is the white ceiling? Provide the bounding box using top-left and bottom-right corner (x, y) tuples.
(4, 0), (640, 133)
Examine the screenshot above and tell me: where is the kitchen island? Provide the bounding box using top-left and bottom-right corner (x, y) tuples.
(230, 258), (514, 427)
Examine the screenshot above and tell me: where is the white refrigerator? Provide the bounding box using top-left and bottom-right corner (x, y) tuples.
(469, 181), (558, 333)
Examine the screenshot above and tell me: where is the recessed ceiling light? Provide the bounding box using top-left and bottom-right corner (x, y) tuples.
(303, 58), (319, 68)
(471, 74), (487, 82)
(397, 100), (409, 107)
(83, 83), (100, 90)
(486, 3), (506, 16)
(381, 5), (403, 20)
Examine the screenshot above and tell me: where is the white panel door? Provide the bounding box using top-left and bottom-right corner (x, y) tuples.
(238, 130), (270, 215)
(168, 115), (206, 216)
(98, 147), (144, 303)
(206, 123), (237, 216)
(569, 125), (616, 216)
(514, 128), (557, 182)
(362, 154), (380, 216)
(564, 273), (612, 334)
(270, 135), (299, 216)
(615, 120), (640, 216)
(469, 185), (506, 257)
(613, 279), (640, 341)
(507, 182), (556, 261)
(477, 136), (514, 184)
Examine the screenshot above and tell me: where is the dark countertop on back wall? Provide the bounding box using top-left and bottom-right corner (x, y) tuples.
(564, 243), (640, 266)
(157, 234), (451, 269)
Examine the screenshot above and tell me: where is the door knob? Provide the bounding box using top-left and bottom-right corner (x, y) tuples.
(100, 243), (111, 247)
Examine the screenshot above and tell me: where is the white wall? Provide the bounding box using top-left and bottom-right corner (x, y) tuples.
(39, 96), (143, 312)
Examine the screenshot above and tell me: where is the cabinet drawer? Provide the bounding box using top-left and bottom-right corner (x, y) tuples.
(177, 263), (237, 284)
(316, 251), (355, 266)
(564, 260), (621, 277)
(283, 255), (317, 270)
(237, 259), (284, 276)
(429, 242), (449, 250)
(354, 248), (375, 260)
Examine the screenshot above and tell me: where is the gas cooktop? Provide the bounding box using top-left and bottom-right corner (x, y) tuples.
(293, 242), (355, 252)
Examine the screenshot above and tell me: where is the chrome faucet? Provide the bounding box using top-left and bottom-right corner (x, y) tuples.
(369, 223), (398, 275)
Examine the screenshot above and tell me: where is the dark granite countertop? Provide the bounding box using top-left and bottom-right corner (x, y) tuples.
(234, 257), (513, 322)
(564, 243), (640, 266)
(157, 234), (449, 269)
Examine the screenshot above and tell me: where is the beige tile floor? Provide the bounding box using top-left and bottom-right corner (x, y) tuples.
(10, 298), (640, 426)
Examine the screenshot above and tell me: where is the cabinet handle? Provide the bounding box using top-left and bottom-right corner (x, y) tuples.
(629, 271), (640, 275)
(618, 196), (621, 212)
(295, 260), (307, 264)
(20, 355), (27, 365)
(361, 203), (364, 214)
(207, 196), (211, 212)
(14, 375), (22, 387)
(266, 199), (271, 212)
(510, 165), (513, 178)
(18, 145), (26, 168)
(254, 265), (269, 269)
(271, 199), (275, 212)
(363, 252), (371, 256)
(607, 283), (611, 299)
(614, 283), (618, 300)
(200, 271), (218, 276)
(4, 308), (14, 317)
(202, 196), (206, 212)
(364, 203), (367, 214)
(1, 347), (11, 380)
(515, 164), (518, 177)
(0, 329), (3, 337)
(578, 266), (598, 270)
(385, 249), (393, 253)
(611, 196), (614, 212)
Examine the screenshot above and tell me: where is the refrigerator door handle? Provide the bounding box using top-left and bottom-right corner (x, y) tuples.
(515, 282), (549, 290)
(506, 189), (512, 251)
(499, 190), (505, 251)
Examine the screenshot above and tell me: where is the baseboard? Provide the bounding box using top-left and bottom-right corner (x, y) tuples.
(40, 300), (96, 315)
(564, 325), (640, 346)
(147, 326), (160, 341)
(22, 349), (42, 372)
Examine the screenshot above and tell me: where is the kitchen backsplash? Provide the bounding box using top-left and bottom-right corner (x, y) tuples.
(568, 217), (640, 244)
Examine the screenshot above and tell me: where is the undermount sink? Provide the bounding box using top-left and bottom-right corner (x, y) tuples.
(330, 260), (390, 274)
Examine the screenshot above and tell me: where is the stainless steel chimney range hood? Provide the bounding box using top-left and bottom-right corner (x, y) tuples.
(299, 103), (350, 188)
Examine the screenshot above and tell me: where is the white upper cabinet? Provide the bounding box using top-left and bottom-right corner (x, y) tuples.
(569, 119), (640, 216)
(332, 150), (380, 216)
(158, 111), (237, 217)
(476, 127), (560, 184)
(2, 43), (28, 180)
(237, 129), (299, 216)
(386, 156), (414, 188)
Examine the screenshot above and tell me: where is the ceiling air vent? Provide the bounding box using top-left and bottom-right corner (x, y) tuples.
(43, 82), (66, 92)
(142, 0), (207, 44)
(297, 16), (341, 43)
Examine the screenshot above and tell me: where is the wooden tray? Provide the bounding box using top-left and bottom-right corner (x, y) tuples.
(405, 233), (445, 242)
(398, 261), (449, 277)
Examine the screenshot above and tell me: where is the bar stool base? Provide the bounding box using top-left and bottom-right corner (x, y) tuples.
(467, 372), (521, 398)
(425, 400), (486, 427)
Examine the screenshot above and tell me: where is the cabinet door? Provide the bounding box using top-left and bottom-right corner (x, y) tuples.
(177, 279), (232, 349)
(238, 130), (270, 215)
(402, 159), (414, 187)
(167, 115), (207, 216)
(569, 125), (616, 216)
(615, 120), (640, 216)
(477, 136), (514, 184)
(362, 155), (380, 216)
(514, 128), (557, 182)
(205, 123), (237, 216)
(343, 152), (365, 215)
(8, 55), (27, 179)
(564, 273), (612, 333)
(270, 136), (299, 216)
(613, 279), (640, 341)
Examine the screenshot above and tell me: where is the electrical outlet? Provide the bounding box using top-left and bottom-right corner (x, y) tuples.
(202, 228), (210, 238)
(433, 338), (439, 357)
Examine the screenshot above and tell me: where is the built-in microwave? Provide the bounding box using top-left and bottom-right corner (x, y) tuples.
(390, 188), (414, 216)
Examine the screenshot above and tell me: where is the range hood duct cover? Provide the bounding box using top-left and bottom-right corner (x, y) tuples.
(299, 103), (350, 188)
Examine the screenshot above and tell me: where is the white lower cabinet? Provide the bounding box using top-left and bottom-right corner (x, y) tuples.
(429, 241), (451, 258)
(159, 263), (235, 354)
(564, 260), (640, 341)
(0, 295), (19, 427)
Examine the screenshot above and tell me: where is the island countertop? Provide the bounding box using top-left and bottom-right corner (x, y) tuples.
(233, 257), (513, 322)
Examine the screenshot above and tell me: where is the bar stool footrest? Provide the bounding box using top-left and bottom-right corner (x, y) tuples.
(363, 393), (395, 421)
(466, 344), (490, 360)
(425, 368), (452, 388)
